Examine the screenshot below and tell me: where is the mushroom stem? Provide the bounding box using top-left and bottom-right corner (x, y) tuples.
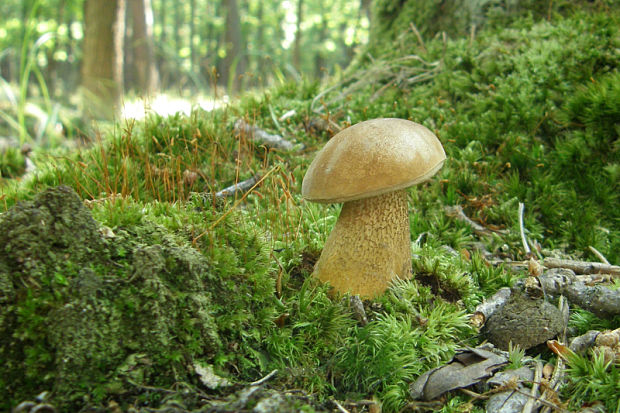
(313, 190), (412, 298)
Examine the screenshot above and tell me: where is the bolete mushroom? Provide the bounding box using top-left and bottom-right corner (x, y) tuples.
(301, 118), (446, 298)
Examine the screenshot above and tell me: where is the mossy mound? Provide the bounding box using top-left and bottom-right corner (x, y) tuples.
(0, 185), (277, 411)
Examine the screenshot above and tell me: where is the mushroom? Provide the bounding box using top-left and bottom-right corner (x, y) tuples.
(301, 118), (446, 298)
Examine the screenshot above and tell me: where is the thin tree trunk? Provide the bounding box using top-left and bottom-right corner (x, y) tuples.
(293, 0), (304, 72)
(314, 1), (328, 78)
(130, 0), (159, 95)
(173, 1), (183, 61)
(361, 0), (371, 21)
(189, 0), (196, 74)
(46, 0), (66, 96)
(81, 0), (126, 120)
(219, 0), (245, 92)
(155, 0), (168, 88)
(255, 1), (264, 87)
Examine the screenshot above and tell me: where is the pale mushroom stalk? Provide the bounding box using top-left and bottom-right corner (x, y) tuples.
(314, 190), (412, 298)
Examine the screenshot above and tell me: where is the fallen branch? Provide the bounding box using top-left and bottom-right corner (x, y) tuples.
(538, 268), (620, 317)
(234, 119), (297, 151)
(588, 246), (610, 265)
(543, 257), (619, 277)
(471, 287), (511, 328)
(569, 330), (600, 353)
(518, 202), (531, 256)
(214, 174), (261, 199)
(444, 205), (504, 237)
(250, 369), (278, 386)
(349, 295), (368, 326)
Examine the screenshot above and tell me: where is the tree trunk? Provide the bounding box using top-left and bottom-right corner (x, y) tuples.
(130, 0), (159, 95)
(45, 0), (66, 97)
(219, 0), (245, 92)
(155, 0), (169, 89)
(314, 1), (328, 78)
(293, 0), (304, 72)
(361, 0), (371, 21)
(189, 0), (196, 74)
(255, 1), (264, 87)
(81, 0), (125, 119)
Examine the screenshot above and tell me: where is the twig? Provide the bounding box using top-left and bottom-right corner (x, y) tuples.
(539, 355), (566, 413)
(444, 205), (494, 237)
(409, 22), (427, 53)
(332, 399), (350, 413)
(522, 361), (543, 413)
(279, 109), (296, 122)
(234, 119), (297, 151)
(543, 257), (619, 277)
(569, 330), (600, 353)
(469, 24), (476, 47)
(215, 174), (261, 198)
(539, 268), (620, 317)
(518, 202), (531, 256)
(194, 165), (279, 242)
(250, 369), (278, 386)
(511, 386), (566, 412)
(588, 246), (610, 265)
(349, 295), (368, 326)
(471, 287), (511, 328)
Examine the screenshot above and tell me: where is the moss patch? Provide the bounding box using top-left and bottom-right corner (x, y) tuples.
(0, 185), (278, 410)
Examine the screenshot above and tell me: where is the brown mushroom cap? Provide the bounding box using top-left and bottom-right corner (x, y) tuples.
(302, 118), (446, 203)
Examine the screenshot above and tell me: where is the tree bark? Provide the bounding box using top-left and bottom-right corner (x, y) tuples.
(293, 0), (304, 72)
(219, 0), (245, 92)
(129, 0), (159, 95)
(189, 0), (197, 74)
(81, 0), (125, 119)
(314, 1), (328, 78)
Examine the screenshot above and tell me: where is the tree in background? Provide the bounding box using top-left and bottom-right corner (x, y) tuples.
(127, 0), (159, 95)
(218, 0), (246, 92)
(0, 0), (369, 123)
(80, 0), (125, 119)
(293, 0), (304, 72)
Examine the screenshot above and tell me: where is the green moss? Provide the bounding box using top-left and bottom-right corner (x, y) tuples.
(0, 146), (27, 179)
(1, 2), (618, 411)
(0, 186), (280, 410)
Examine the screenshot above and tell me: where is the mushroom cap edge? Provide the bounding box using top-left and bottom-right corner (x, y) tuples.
(301, 118), (446, 203)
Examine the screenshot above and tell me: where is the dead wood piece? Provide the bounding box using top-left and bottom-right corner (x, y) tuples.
(215, 175), (261, 198)
(349, 295), (368, 326)
(539, 268), (620, 318)
(569, 330), (600, 353)
(518, 202), (532, 256)
(471, 287), (511, 328)
(588, 246), (610, 265)
(410, 345), (508, 401)
(250, 369), (278, 386)
(486, 365), (536, 413)
(444, 205), (495, 237)
(234, 119), (296, 151)
(543, 257), (620, 277)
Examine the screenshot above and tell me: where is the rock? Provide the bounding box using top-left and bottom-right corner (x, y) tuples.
(0, 185), (104, 276)
(483, 290), (565, 350)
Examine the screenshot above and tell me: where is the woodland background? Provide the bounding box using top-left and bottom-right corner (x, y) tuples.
(0, 0), (370, 123)
(0, 0), (618, 412)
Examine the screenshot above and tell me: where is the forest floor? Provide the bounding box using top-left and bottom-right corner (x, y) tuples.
(1, 3), (619, 413)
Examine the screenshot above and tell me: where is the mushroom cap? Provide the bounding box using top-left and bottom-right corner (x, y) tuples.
(302, 118), (446, 203)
